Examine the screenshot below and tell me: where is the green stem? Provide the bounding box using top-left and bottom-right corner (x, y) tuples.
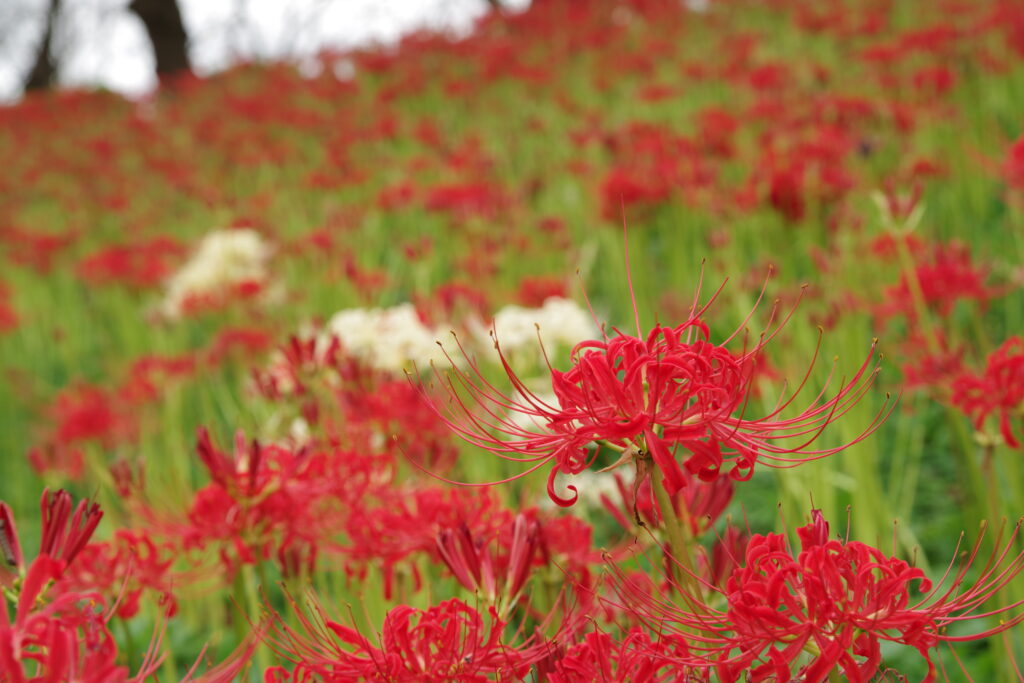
(650, 463), (703, 605)
(239, 563), (271, 675)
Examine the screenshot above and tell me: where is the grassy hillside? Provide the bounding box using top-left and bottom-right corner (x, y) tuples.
(1, 0), (1023, 679)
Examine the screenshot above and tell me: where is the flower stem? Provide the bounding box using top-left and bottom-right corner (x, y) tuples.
(650, 464), (703, 606)
(239, 563), (271, 674)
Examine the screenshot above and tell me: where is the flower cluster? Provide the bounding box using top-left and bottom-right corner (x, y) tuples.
(160, 227), (273, 318)
(326, 303), (452, 373)
(476, 297), (599, 366)
(426, 283), (886, 505)
(952, 336), (1024, 447)
(609, 511), (1024, 683)
(0, 490), (160, 682)
(266, 598), (545, 682)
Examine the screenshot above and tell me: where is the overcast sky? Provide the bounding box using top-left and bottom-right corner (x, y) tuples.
(0, 0), (529, 103)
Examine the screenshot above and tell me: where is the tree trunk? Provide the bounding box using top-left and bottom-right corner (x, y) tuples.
(24, 0), (62, 91)
(129, 0), (191, 83)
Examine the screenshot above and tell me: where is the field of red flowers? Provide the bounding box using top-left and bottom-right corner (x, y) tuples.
(2, 0), (1024, 680)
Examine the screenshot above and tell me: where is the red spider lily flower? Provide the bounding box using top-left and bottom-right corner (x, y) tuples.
(75, 235), (186, 289)
(952, 336), (1024, 447)
(0, 493), (166, 682)
(438, 503), (600, 589)
(180, 428), (361, 578)
(28, 384), (132, 480)
(609, 511), (1024, 683)
(422, 274), (887, 506)
(1005, 134), (1024, 191)
(437, 514), (539, 618)
(874, 240), (1000, 326)
(0, 280), (17, 333)
(0, 556), (164, 683)
(0, 504), (23, 587)
(1, 490), (101, 587)
(601, 468), (734, 536)
(38, 489), (103, 570)
(56, 530), (178, 619)
(545, 628), (694, 682)
(265, 597), (544, 682)
(345, 486), (508, 600)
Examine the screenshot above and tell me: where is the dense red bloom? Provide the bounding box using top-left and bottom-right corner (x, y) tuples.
(610, 511), (1024, 683)
(424, 278), (886, 505)
(38, 489), (103, 570)
(952, 336), (1024, 447)
(179, 428), (362, 577)
(1005, 134), (1024, 191)
(28, 383), (134, 479)
(0, 491), (165, 683)
(437, 514), (539, 618)
(0, 556), (162, 683)
(0, 280), (16, 333)
(345, 486), (506, 597)
(874, 240), (999, 325)
(599, 166), (670, 221)
(76, 236), (185, 288)
(1, 489), (104, 582)
(546, 628), (692, 682)
(50, 384), (124, 445)
(57, 530), (178, 619)
(767, 163), (807, 222)
(898, 330), (964, 394)
(266, 598), (538, 682)
(600, 469), (733, 539)
(424, 182), (506, 219)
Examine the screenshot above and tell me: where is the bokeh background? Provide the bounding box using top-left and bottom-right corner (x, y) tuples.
(1, 0), (528, 101)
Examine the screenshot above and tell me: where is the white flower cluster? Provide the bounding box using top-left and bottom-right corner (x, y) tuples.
(161, 228), (272, 318)
(481, 297), (599, 362)
(326, 303), (451, 373)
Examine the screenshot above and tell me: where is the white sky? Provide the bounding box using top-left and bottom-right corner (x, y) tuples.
(0, 0), (529, 103)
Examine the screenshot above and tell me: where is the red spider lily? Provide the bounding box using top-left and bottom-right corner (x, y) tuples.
(0, 492), (166, 682)
(344, 486), (508, 600)
(0, 556), (164, 683)
(1005, 134), (1024, 191)
(0, 280), (17, 333)
(38, 489), (103, 570)
(952, 336), (1024, 447)
(437, 510), (599, 623)
(256, 334), (460, 468)
(898, 330), (964, 395)
(57, 530), (178, 619)
(600, 468), (734, 536)
(545, 628), (695, 682)
(874, 240), (1000, 326)
(608, 511), (1024, 683)
(1, 490), (100, 590)
(0, 506), (23, 584)
(265, 597), (544, 682)
(28, 383), (132, 480)
(437, 514), (539, 618)
(421, 274), (887, 505)
(75, 235), (186, 288)
(177, 428), (364, 578)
